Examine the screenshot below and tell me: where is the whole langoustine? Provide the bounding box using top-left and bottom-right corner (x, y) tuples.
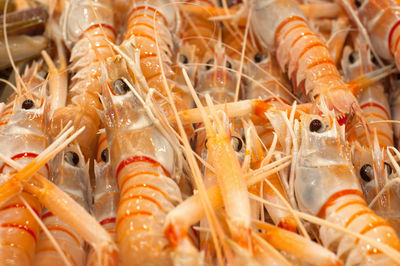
(52, 0), (116, 161)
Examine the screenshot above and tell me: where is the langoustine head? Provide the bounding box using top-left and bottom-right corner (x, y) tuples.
(50, 143), (90, 209)
(196, 44), (239, 103)
(351, 139), (400, 231)
(245, 49), (292, 104)
(295, 104), (362, 215)
(99, 55), (177, 179)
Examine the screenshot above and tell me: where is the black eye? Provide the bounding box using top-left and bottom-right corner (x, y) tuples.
(309, 119), (323, 132)
(370, 51), (378, 65)
(360, 164), (373, 182)
(384, 162), (392, 175)
(355, 0), (363, 8)
(226, 61), (232, 69)
(396, 73), (400, 80)
(22, 99), (34, 109)
(101, 148), (109, 162)
(64, 151), (79, 166)
(231, 136), (243, 152)
(254, 52), (267, 63)
(113, 79), (130, 95)
(348, 51), (358, 64)
(206, 59), (214, 70)
(179, 54), (188, 64)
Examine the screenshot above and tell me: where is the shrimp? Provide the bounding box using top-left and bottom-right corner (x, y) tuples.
(87, 131), (119, 265)
(165, 110), (288, 264)
(342, 35), (393, 147)
(0, 62), (49, 266)
(192, 40), (241, 174)
(188, 90), (252, 252)
(0, 116), (118, 266)
(178, 0), (218, 64)
(196, 43), (239, 103)
(339, 0), (400, 70)
(248, 125), (298, 233)
(100, 59), (183, 265)
(193, 112), (246, 263)
(119, 0), (185, 115)
(53, 0), (116, 160)
(0, 62), (116, 266)
(171, 0), (221, 114)
(33, 144), (89, 266)
(243, 49), (297, 146)
(239, 47), (299, 232)
(340, 34), (400, 234)
(165, 95), (335, 263)
(250, 0), (358, 115)
(220, 0), (258, 63)
(245, 50), (293, 105)
(1, 149), (119, 266)
(295, 104), (400, 264)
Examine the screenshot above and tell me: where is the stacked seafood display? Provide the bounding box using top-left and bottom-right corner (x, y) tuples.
(3, 0), (400, 265)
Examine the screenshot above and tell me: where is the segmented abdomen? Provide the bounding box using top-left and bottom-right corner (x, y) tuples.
(0, 192), (42, 266)
(349, 85), (393, 147)
(116, 157), (181, 266)
(124, 4), (174, 92)
(33, 210), (86, 266)
(275, 16), (344, 99)
(356, 0), (400, 66)
(319, 190), (400, 264)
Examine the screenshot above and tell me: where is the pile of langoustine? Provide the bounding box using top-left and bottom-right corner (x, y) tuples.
(4, 0), (400, 265)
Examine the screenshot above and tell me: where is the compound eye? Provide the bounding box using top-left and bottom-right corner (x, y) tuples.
(226, 60), (233, 69)
(113, 79), (130, 95)
(370, 51), (378, 65)
(101, 148), (109, 163)
(22, 99), (34, 109)
(355, 0), (363, 8)
(348, 51), (358, 64)
(179, 54), (188, 64)
(360, 164), (373, 182)
(231, 136), (243, 152)
(384, 162), (392, 175)
(309, 119), (324, 133)
(254, 52), (267, 63)
(206, 59), (214, 70)
(64, 151), (79, 166)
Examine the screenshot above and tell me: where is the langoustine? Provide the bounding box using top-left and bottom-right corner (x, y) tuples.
(295, 105), (400, 264)
(0, 62), (49, 266)
(52, 0), (116, 161)
(341, 33), (400, 234)
(100, 59), (183, 265)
